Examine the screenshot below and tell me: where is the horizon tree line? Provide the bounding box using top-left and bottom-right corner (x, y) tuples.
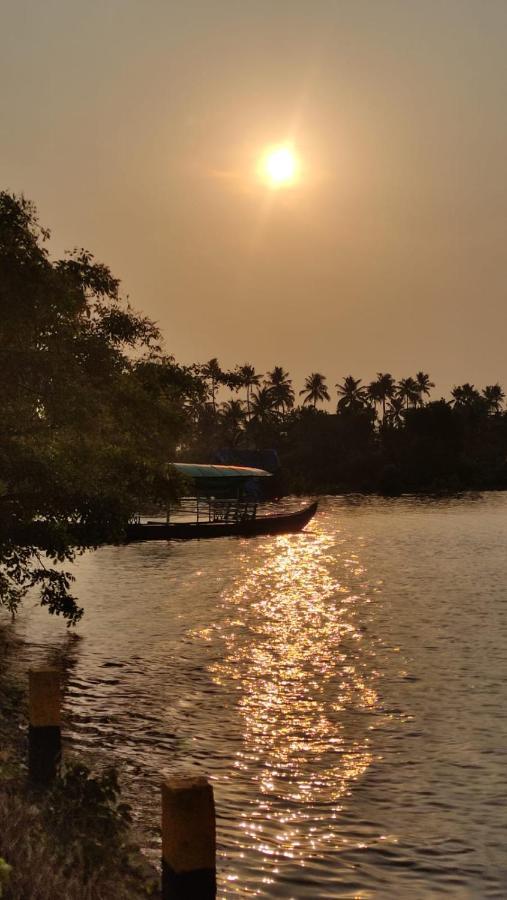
(196, 359), (506, 430)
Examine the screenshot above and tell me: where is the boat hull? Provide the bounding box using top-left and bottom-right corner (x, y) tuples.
(125, 501), (318, 542)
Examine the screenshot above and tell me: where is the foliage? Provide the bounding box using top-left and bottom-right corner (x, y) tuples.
(0, 770), (158, 899)
(0, 192), (190, 623)
(264, 366), (294, 413)
(336, 375), (367, 413)
(0, 858), (11, 898)
(182, 361), (507, 495)
(0, 634), (159, 898)
(44, 763), (132, 873)
(299, 372), (330, 407)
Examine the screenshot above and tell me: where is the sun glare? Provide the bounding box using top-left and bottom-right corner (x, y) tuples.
(262, 145), (299, 188)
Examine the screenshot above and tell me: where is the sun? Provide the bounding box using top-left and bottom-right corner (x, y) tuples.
(262, 145), (299, 188)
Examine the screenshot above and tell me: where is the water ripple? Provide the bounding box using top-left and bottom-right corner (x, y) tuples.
(6, 493), (507, 897)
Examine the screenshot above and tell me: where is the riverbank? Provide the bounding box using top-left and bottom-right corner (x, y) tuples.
(0, 628), (160, 900)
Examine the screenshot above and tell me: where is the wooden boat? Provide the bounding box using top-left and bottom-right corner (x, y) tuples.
(125, 500), (318, 542)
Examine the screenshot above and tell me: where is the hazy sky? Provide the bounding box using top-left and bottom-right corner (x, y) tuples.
(2, 0), (507, 400)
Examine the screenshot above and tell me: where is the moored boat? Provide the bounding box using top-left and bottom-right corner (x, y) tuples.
(126, 463), (317, 541)
(125, 500), (318, 542)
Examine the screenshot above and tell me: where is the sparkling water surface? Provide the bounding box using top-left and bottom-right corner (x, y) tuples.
(8, 494), (507, 898)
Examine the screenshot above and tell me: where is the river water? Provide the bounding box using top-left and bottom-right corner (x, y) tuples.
(6, 494), (507, 897)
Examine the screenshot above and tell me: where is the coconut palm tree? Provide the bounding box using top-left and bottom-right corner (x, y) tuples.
(386, 396), (405, 428)
(396, 376), (420, 409)
(220, 399), (246, 445)
(201, 357), (223, 413)
(366, 379), (383, 415)
(415, 371), (435, 406)
(367, 373), (395, 424)
(250, 386), (276, 424)
(373, 372), (396, 421)
(299, 373), (330, 408)
(264, 366), (294, 414)
(336, 376), (367, 413)
(451, 383), (482, 409)
(236, 363), (262, 420)
(482, 383), (505, 414)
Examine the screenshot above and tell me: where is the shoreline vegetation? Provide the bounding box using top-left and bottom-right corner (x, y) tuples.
(0, 629), (160, 899)
(187, 367), (507, 498)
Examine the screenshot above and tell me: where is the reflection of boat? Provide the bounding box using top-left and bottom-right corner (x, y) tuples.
(126, 464), (318, 542)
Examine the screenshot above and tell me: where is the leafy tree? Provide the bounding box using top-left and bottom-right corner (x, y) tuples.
(299, 373), (330, 408)
(0, 192), (184, 623)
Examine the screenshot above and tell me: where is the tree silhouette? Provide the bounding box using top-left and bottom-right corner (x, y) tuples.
(201, 358), (222, 414)
(219, 399), (246, 445)
(250, 386), (276, 424)
(386, 396), (405, 428)
(415, 371), (435, 406)
(368, 372), (395, 422)
(366, 379), (383, 416)
(451, 383), (482, 409)
(336, 376), (367, 413)
(236, 363), (262, 420)
(397, 377), (420, 409)
(0, 191), (183, 622)
(265, 366), (294, 414)
(482, 383), (505, 414)
(299, 373), (330, 408)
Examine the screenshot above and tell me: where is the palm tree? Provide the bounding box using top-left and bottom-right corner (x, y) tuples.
(220, 399), (246, 445)
(336, 376), (367, 413)
(250, 386), (276, 424)
(236, 363), (262, 420)
(201, 358), (223, 413)
(482, 383), (505, 414)
(386, 396), (405, 428)
(299, 373), (330, 408)
(415, 371), (435, 406)
(366, 379), (383, 415)
(451, 383), (481, 409)
(264, 366), (294, 414)
(373, 372), (396, 421)
(396, 376), (420, 409)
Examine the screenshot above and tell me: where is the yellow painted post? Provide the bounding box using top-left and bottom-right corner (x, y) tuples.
(28, 668), (62, 785)
(161, 775), (216, 899)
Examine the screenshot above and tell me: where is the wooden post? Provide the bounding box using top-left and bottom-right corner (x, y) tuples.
(28, 668), (61, 785)
(161, 775), (216, 899)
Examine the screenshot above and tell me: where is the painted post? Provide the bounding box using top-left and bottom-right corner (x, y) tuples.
(161, 775), (216, 899)
(28, 667), (62, 785)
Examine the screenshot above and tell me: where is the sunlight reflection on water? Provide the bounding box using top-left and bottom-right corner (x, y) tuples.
(199, 531), (376, 879)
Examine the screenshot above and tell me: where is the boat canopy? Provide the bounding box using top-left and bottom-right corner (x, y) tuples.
(173, 463), (271, 479)
(172, 463), (271, 498)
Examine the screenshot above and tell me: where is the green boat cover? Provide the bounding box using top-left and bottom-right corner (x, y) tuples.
(172, 463), (271, 479)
